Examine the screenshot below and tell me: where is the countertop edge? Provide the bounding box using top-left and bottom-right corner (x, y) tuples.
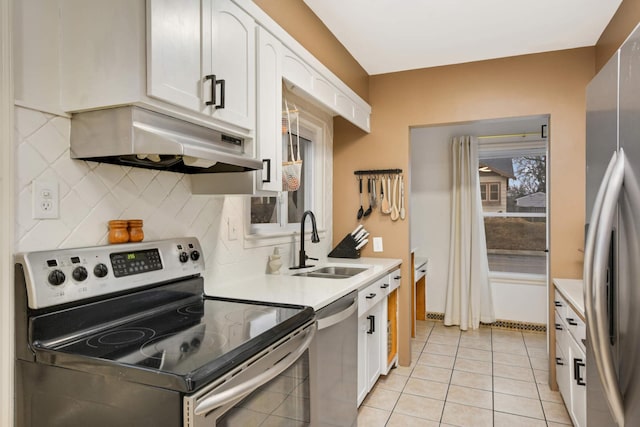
(208, 257), (402, 310)
(553, 278), (585, 321)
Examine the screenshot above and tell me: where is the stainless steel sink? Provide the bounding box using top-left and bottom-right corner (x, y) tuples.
(293, 266), (368, 279)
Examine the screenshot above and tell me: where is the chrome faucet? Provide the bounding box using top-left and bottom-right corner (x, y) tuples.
(290, 210), (320, 269)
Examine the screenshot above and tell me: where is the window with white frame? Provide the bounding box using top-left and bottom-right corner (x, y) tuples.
(247, 103), (328, 244)
(480, 182), (500, 203)
(250, 133), (314, 232)
(479, 139), (548, 277)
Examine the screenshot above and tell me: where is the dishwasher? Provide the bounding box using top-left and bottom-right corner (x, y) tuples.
(309, 290), (358, 427)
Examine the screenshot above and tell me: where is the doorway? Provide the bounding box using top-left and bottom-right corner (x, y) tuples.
(409, 115), (549, 326)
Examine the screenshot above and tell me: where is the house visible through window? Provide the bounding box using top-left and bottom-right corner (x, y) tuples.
(479, 141), (547, 276)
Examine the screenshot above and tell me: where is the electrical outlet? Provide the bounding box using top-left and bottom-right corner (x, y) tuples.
(227, 217), (238, 241)
(32, 180), (59, 219)
(373, 237), (383, 252)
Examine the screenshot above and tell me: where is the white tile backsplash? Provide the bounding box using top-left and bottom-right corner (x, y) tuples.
(14, 106), (333, 287)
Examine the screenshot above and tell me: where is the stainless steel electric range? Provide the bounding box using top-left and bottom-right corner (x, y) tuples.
(14, 237), (316, 427)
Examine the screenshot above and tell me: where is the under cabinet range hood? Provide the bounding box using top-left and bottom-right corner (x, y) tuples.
(70, 106), (262, 174)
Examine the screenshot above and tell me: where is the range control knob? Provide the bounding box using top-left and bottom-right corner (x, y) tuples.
(94, 263), (108, 278)
(72, 266), (88, 282)
(179, 252), (189, 263)
(47, 270), (66, 286)
(190, 250), (200, 261)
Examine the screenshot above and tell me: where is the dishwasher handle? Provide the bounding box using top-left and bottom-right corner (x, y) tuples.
(317, 297), (358, 330)
(194, 325), (316, 416)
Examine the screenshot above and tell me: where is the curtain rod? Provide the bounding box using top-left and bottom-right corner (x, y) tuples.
(477, 132), (539, 139)
(478, 124), (547, 139)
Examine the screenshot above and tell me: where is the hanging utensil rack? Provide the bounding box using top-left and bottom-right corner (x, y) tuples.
(354, 168), (403, 176)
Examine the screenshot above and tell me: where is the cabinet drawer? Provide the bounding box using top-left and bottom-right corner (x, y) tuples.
(358, 279), (386, 314)
(565, 308), (586, 351)
(554, 312), (568, 352)
(554, 292), (568, 319)
(388, 269), (401, 292)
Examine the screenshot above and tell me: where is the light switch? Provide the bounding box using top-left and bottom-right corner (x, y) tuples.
(373, 237), (383, 252)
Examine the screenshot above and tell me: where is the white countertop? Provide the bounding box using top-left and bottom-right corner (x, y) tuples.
(553, 278), (584, 318)
(414, 257), (428, 270)
(208, 257), (402, 310)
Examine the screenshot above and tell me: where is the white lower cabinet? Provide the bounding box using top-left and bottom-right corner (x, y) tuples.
(357, 269), (401, 406)
(358, 301), (384, 405)
(554, 288), (586, 427)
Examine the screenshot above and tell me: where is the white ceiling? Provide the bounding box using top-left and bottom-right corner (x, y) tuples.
(303, 0), (623, 75)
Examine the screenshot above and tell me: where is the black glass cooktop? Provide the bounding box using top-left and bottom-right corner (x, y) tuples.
(31, 290), (314, 392)
(58, 298), (306, 373)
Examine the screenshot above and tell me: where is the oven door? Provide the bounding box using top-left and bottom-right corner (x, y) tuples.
(184, 322), (315, 427)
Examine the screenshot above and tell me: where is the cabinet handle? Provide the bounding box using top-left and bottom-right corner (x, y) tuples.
(555, 323), (563, 331)
(204, 74), (225, 109)
(366, 293), (376, 299)
(556, 357), (564, 366)
(380, 284), (389, 289)
(554, 301), (562, 307)
(367, 315), (375, 334)
(394, 276), (401, 280)
(420, 269), (426, 273)
(217, 78), (226, 110)
(574, 358), (586, 386)
(566, 318), (578, 326)
(262, 159), (271, 183)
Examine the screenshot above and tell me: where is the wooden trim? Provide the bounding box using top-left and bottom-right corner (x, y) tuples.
(0, 0), (15, 423)
(416, 276), (426, 321)
(410, 252), (415, 338)
(387, 289), (398, 366)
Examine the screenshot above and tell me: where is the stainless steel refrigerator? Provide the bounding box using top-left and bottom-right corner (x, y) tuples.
(585, 23), (640, 427)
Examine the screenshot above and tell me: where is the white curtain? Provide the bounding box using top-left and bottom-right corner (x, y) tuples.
(445, 136), (495, 330)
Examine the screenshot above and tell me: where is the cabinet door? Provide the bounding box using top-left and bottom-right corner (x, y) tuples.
(147, 0), (203, 112)
(569, 336), (587, 427)
(555, 342), (570, 403)
(366, 305), (382, 391)
(255, 26), (282, 192)
(204, 0), (255, 130)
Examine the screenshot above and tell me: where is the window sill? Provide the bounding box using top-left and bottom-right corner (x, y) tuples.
(489, 271), (546, 286)
(244, 228), (327, 249)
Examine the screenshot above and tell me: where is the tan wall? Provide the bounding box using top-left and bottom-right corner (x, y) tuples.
(334, 47), (595, 366)
(596, 0), (640, 71)
(253, 0), (369, 101)
(253, 1), (596, 368)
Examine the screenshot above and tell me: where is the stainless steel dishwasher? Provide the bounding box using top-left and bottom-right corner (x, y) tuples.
(309, 290), (358, 426)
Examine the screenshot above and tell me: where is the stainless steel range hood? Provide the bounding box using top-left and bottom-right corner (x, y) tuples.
(70, 106), (262, 174)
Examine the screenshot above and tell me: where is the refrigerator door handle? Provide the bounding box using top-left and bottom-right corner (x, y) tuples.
(587, 148), (626, 427)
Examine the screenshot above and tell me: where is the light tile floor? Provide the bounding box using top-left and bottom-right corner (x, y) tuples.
(358, 320), (573, 427)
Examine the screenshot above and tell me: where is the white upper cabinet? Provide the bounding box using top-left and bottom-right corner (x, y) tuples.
(147, 0), (203, 113)
(282, 46), (370, 133)
(148, 0), (255, 131)
(204, 0), (255, 130)
(255, 26), (283, 192)
(51, 0), (369, 142)
(60, 0), (255, 137)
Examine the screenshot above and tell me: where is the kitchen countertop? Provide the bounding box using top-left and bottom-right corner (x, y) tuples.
(208, 257), (402, 310)
(553, 278), (584, 318)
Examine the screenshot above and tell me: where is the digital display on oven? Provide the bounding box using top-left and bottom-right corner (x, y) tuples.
(110, 249), (163, 278)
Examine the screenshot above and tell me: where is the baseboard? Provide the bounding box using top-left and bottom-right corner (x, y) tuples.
(425, 312), (546, 333)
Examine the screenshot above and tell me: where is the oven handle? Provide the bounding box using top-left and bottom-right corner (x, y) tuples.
(194, 325), (316, 416)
